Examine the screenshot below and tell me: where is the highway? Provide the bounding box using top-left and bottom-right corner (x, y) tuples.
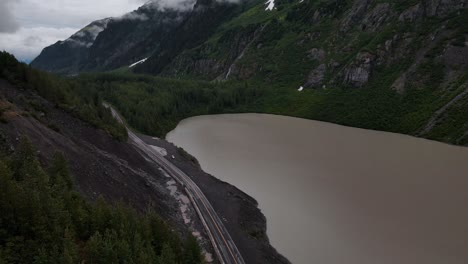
(105, 104), (245, 264)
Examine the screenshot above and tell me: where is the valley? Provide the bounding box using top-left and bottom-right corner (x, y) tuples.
(1, 0), (467, 263)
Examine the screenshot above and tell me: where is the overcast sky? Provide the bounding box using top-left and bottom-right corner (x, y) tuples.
(0, 0), (146, 62)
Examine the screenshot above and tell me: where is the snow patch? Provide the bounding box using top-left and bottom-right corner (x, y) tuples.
(298, 86), (304, 91)
(129, 58), (148, 68)
(265, 0), (275, 11)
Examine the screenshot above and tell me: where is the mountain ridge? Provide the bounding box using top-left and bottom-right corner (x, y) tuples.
(31, 0), (257, 75)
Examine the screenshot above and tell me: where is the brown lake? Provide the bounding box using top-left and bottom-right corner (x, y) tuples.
(166, 113), (468, 264)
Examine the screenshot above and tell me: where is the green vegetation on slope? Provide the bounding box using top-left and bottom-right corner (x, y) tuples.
(0, 136), (203, 264)
(78, 73), (263, 136)
(76, 67), (468, 146)
(23, 1), (468, 145)
(0, 52), (127, 141)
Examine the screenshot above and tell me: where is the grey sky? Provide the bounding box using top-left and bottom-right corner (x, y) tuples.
(0, 0), (20, 33)
(0, 0), (147, 62)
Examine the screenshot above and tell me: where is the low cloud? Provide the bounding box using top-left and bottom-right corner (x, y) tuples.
(0, 0), (20, 33)
(0, 0), (243, 62)
(0, 0), (144, 61)
(116, 12), (149, 21)
(142, 0), (240, 12)
(143, 0), (197, 12)
(0, 27), (77, 62)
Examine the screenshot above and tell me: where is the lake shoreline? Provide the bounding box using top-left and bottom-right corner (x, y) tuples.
(138, 133), (291, 264)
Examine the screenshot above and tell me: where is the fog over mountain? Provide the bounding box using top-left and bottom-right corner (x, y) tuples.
(0, 0), (147, 61)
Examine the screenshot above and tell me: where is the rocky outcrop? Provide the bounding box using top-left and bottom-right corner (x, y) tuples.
(163, 55), (225, 80)
(424, 0), (466, 18)
(163, 23), (264, 80)
(340, 0), (373, 32)
(398, 4), (425, 22)
(444, 42), (468, 69)
(304, 64), (327, 88)
(307, 48), (326, 62)
(343, 51), (376, 87)
(399, 0), (466, 22)
(361, 3), (394, 31)
(225, 62), (259, 80)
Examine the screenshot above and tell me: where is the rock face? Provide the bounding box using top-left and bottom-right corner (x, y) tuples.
(399, 0), (466, 22)
(361, 3), (393, 31)
(304, 64), (327, 88)
(344, 52), (376, 87)
(398, 4), (425, 22)
(163, 56), (225, 80)
(162, 24), (262, 80)
(344, 67), (371, 87)
(424, 0), (466, 17)
(307, 48), (326, 62)
(340, 0), (373, 32)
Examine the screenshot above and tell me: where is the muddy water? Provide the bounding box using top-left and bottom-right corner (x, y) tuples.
(166, 114), (468, 264)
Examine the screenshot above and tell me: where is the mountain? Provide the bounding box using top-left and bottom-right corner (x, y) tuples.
(31, 0), (468, 146)
(31, 0), (256, 75)
(29, 18), (112, 74)
(157, 0), (467, 85)
(32, 0), (468, 81)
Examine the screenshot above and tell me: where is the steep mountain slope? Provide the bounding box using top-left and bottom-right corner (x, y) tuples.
(2, 53), (289, 264)
(161, 0), (467, 85)
(29, 18), (111, 74)
(31, 0), (257, 75)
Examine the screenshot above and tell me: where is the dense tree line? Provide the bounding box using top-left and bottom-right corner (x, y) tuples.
(78, 73), (263, 137)
(0, 52), (127, 141)
(0, 136), (204, 263)
(76, 66), (468, 146)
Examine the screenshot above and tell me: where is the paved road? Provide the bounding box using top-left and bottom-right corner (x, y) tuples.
(105, 104), (245, 264)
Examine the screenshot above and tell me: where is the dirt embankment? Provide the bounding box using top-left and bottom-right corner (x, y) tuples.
(0, 79), (197, 239)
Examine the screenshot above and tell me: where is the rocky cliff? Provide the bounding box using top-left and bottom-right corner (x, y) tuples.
(160, 0), (467, 89)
